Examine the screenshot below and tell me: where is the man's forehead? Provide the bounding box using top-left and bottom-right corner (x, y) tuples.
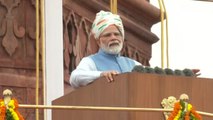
(101, 25), (120, 34)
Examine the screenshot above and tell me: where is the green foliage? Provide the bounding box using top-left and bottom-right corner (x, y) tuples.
(132, 65), (144, 73)
(154, 66), (165, 74)
(144, 66), (155, 73)
(164, 68), (174, 75)
(183, 68), (194, 76)
(132, 66), (196, 77)
(5, 109), (15, 120)
(174, 69), (185, 76)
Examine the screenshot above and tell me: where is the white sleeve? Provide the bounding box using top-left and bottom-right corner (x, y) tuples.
(134, 60), (142, 65)
(70, 57), (102, 88)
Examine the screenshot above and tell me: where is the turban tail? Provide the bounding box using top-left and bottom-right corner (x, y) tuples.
(91, 10), (124, 39)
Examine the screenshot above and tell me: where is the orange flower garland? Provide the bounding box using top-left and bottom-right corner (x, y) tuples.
(0, 99), (6, 120)
(0, 98), (24, 120)
(13, 98), (24, 120)
(168, 100), (202, 120)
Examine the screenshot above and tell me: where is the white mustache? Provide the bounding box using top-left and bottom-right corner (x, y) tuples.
(108, 40), (120, 46)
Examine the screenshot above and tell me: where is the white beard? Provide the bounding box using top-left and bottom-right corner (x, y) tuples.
(100, 41), (123, 54)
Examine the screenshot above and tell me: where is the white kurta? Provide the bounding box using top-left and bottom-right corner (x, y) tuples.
(70, 57), (141, 88)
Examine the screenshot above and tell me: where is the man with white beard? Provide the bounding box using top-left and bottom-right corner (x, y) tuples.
(70, 10), (141, 88)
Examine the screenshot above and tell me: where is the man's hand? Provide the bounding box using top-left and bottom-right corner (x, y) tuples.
(100, 71), (119, 82)
(191, 69), (201, 77)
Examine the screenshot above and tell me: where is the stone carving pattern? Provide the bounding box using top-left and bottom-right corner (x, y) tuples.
(63, 11), (96, 83)
(122, 43), (150, 66)
(0, 0), (25, 56)
(0, 0), (42, 119)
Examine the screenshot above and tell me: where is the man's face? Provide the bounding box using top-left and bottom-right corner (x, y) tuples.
(98, 25), (124, 54)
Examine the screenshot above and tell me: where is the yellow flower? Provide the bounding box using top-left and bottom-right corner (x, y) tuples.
(0, 98), (24, 120)
(174, 110), (182, 120)
(8, 99), (15, 109)
(9, 108), (19, 120)
(0, 100), (4, 106)
(187, 104), (192, 111)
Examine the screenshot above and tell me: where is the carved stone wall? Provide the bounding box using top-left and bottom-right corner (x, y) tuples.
(63, 0), (161, 93)
(0, 0), (43, 119)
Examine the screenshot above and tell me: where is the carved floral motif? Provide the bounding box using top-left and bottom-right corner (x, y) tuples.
(0, 0), (25, 56)
(63, 11), (97, 83)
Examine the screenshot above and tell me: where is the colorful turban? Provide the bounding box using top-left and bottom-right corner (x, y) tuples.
(91, 10), (124, 40)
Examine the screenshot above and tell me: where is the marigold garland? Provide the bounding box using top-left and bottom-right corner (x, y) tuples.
(168, 100), (202, 120)
(0, 98), (24, 120)
(0, 100), (6, 120)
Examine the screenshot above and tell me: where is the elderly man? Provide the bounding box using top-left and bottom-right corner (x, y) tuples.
(70, 10), (141, 88)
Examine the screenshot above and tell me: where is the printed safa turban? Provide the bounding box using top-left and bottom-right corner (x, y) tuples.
(91, 10), (124, 40)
